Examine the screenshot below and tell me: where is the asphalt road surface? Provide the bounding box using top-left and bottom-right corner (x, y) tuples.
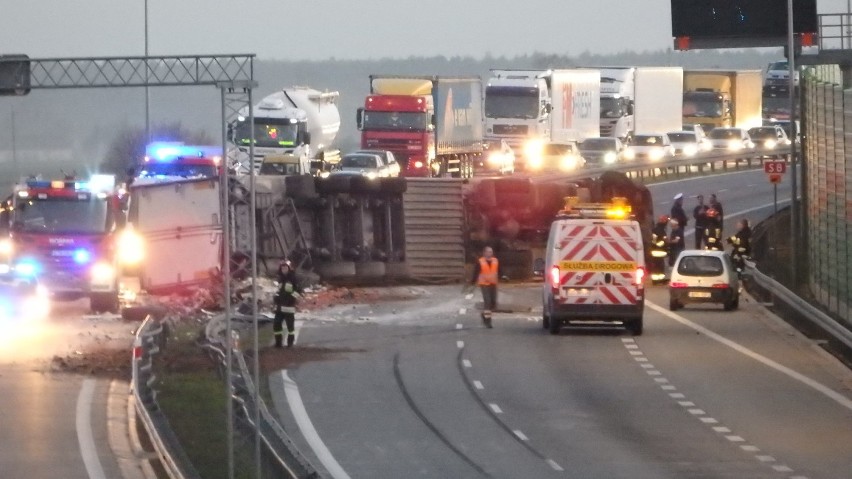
(0, 300), (138, 479)
(271, 169), (852, 479)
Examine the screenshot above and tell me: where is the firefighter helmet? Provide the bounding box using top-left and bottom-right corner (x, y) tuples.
(657, 215), (669, 224)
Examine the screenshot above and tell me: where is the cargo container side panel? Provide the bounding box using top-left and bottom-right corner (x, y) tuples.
(734, 71), (764, 129)
(130, 179), (221, 234)
(550, 70), (601, 143)
(434, 78), (483, 155)
(634, 67), (684, 134)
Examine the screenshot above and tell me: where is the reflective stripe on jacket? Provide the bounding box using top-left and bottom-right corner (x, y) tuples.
(477, 258), (499, 286)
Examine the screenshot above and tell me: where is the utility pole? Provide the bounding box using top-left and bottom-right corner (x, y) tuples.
(787, 0), (799, 287)
(10, 107), (18, 180)
(144, 0), (151, 143)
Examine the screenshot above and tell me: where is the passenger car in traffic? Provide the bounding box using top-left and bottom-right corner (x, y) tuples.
(748, 125), (791, 158)
(0, 265), (50, 321)
(479, 140), (516, 175)
(351, 150), (402, 177)
(331, 153), (395, 179)
(707, 127), (754, 151)
(579, 137), (624, 166)
(668, 250), (739, 311)
(667, 131), (707, 158)
(623, 134), (674, 162)
(526, 142), (585, 172)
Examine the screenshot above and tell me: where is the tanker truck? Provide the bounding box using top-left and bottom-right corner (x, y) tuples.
(682, 70), (763, 131)
(357, 75), (483, 178)
(231, 86), (341, 175)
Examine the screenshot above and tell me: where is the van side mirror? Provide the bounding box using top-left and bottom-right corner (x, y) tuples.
(627, 102), (635, 115)
(303, 132), (311, 145)
(544, 103), (552, 114)
(430, 114), (436, 126)
(356, 108), (364, 130)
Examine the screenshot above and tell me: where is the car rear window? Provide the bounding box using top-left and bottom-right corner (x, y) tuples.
(677, 256), (724, 277)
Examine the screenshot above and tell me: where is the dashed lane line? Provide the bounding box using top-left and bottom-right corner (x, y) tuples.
(489, 403), (504, 414)
(473, 380), (484, 390)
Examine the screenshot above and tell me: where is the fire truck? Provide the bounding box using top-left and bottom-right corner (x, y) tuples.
(0, 175), (125, 313)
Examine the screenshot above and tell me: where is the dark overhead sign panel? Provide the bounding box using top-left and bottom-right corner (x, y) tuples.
(0, 54), (31, 96)
(671, 0), (818, 45)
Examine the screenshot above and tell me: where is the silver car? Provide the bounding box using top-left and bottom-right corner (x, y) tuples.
(331, 153), (392, 179)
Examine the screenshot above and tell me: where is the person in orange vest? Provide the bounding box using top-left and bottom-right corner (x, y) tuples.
(469, 246), (499, 328)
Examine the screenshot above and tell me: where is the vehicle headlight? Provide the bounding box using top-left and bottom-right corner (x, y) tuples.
(728, 141), (743, 151)
(117, 229), (144, 266)
(15, 260), (38, 277)
(604, 151), (617, 164)
(414, 161), (424, 169)
(91, 262), (115, 283)
(0, 238), (12, 256)
(683, 145), (698, 157)
(649, 148), (665, 161)
(624, 149), (636, 160)
(22, 289), (50, 320)
(764, 139), (777, 149)
(527, 155), (543, 169)
(366, 171), (378, 180)
(560, 155), (578, 171)
(523, 139), (544, 159)
(319, 171), (331, 178)
(488, 153), (503, 165)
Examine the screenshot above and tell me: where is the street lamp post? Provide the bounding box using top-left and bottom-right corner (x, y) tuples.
(144, 0), (150, 143)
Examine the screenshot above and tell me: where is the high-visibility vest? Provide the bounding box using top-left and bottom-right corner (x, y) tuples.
(477, 258), (499, 286)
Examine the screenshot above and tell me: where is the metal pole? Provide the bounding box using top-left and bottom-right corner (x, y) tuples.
(10, 108), (17, 180)
(220, 88), (235, 479)
(248, 88), (261, 479)
(144, 0), (151, 143)
(787, 0), (798, 287)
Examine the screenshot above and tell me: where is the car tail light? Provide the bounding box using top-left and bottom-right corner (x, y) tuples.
(670, 282), (688, 288)
(550, 266), (561, 289)
(712, 283), (730, 288)
(634, 267), (645, 286)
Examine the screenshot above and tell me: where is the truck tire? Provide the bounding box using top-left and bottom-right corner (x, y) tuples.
(549, 316), (562, 335)
(628, 317), (644, 336)
(379, 177), (407, 195)
(316, 175), (352, 195)
(350, 175), (383, 195)
(90, 292), (119, 314)
(285, 174), (317, 199)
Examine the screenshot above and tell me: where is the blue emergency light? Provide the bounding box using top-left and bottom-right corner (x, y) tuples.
(73, 248), (91, 265)
(146, 142), (220, 162)
(14, 259), (39, 277)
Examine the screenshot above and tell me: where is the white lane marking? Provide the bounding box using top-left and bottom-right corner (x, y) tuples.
(726, 435), (746, 442)
(700, 417), (719, 424)
(678, 401), (696, 407)
(654, 378), (670, 383)
(756, 455), (777, 463)
(648, 168), (765, 187)
(281, 371), (351, 479)
(789, 476), (810, 479)
(473, 380), (484, 390)
(745, 184), (755, 187)
(456, 340), (465, 349)
(688, 409), (706, 415)
(625, 344), (639, 349)
(640, 363), (655, 369)
(661, 385), (677, 390)
(646, 370), (662, 376)
(76, 378), (107, 479)
(629, 350), (644, 356)
(294, 319), (303, 345)
(647, 301), (852, 412)
(772, 465), (794, 473)
(634, 357), (649, 362)
(681, 199), (793, 238)
(669, 393), (686, 399)
(465, 293), (474, 300)
(462, 359), (472, 368)
(741, 445), (760, 452)
(513, 430), (529, 441)
(459, 308), (467, 315)
(717, 189), (728, 193)
(713, 426), (732, 433)
(546, 459), (565, 471)
(456, 323), (463, 330)
(489, 403), (503, 414)
(621, 338), (635, 343)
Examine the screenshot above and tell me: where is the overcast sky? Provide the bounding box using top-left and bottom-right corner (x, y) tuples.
(1, 0), (847, 61)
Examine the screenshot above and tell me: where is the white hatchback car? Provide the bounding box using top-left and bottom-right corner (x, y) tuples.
(668, 250), (739, 311)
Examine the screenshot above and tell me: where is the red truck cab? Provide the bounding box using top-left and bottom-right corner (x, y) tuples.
(358, 94), (435, 177)
(0, 176), (124, 313)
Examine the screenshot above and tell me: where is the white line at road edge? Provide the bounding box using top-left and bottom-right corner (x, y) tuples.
(683, 199), (791, 238)
(646, 301), (852, 412)
(76, 378), (107, 479)
(281, 371), (352, 479)
(646, 169), (764, 187)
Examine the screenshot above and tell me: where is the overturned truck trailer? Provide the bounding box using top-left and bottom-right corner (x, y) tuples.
(465, 171), (654, 279)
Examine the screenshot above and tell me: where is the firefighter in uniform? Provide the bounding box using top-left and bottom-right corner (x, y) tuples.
(273, 260), (300, 348)
(650, 215), (670, 283)
(470, 246), (499, 328)
(668, 218), (685, 267)
(727, 218), (752, 272)
(703, 208), (723, 251)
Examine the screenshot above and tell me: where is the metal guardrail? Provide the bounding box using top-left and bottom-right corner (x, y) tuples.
(131, 315), (202, 479)
(204, 313), (321, 479)
(744, 260), (852, 352)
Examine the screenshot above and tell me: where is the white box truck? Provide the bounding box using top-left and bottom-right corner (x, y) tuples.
(599, 67), (683, 139)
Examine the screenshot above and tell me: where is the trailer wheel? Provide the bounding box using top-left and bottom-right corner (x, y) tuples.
(285, 174), (317, 199)
(90, 292), (119, 314)
(316, 175), (352, 195)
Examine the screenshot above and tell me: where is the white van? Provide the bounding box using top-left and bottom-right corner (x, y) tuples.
(542, 198), (646, 335)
